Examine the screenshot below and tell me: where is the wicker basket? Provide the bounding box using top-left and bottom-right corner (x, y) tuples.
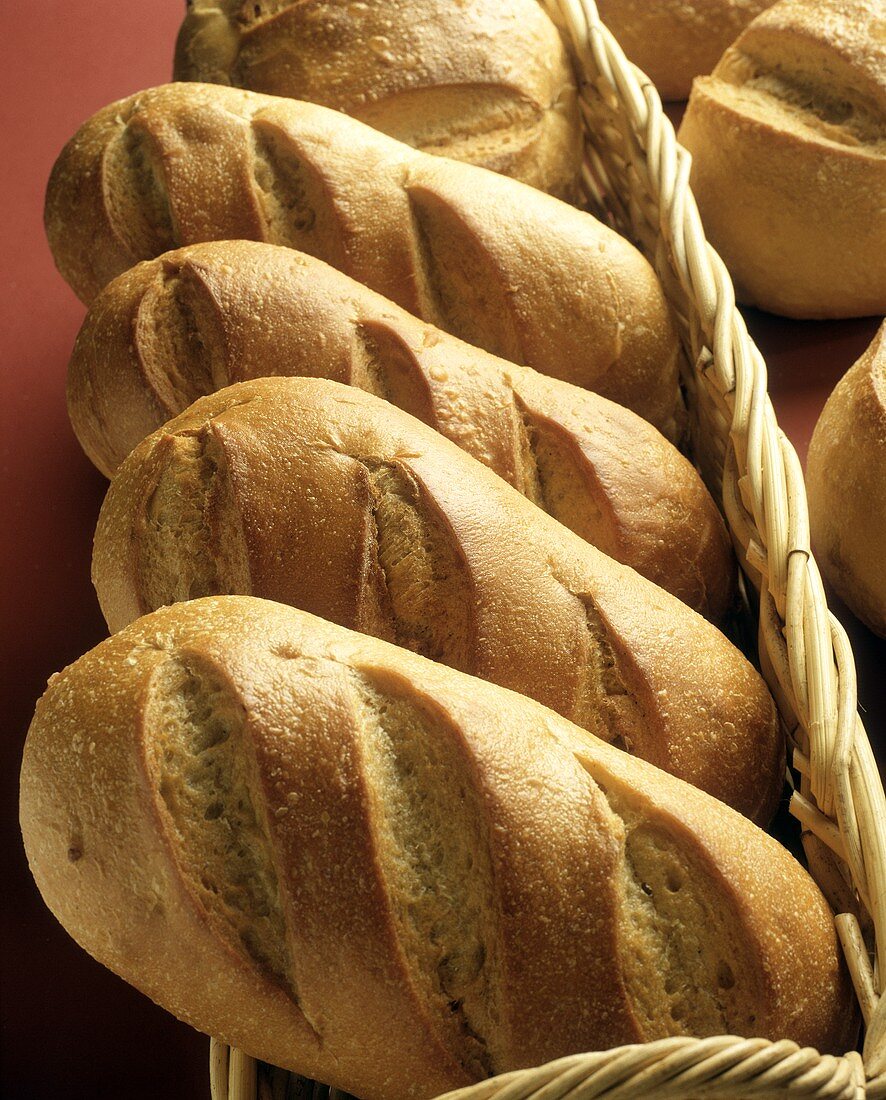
(208, 2), (886, 1097)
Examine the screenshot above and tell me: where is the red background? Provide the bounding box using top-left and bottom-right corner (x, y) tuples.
(0, 5), (882, 1098)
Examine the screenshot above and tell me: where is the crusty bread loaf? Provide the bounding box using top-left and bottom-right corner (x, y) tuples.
(807, 322), (886, 636)
(45, 83), (683, 435)
(596, 0), (773, 100)
(19, 596), (855, 1100)
(173, 0), (582, 198)
(677, 0), (886, 318)
(71, 240), (732, 621)
(93, 376), (781, 822)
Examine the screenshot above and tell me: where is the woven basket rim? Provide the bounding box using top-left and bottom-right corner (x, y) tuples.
(211, 1), (886, 1097)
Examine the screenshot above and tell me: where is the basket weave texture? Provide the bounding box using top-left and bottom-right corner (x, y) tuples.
(210, 1), (886, 1097)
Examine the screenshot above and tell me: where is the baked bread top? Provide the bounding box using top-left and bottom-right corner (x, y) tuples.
(67, 240), (731, 620)
(174, 0), (583, 197)
(45, 83), (683, 433)
(20, 596), (855, 1098)
(93, 376), (783, 823)
(677, 0), (886, 317)
(710, 0), (886, 144)
(595, 0), (773, 100)
(808, 321), (886, 636)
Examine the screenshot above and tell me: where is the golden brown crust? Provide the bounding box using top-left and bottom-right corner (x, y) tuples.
(596, 0), (773, 100)
(807, 322), (886, 636)
(20, 597), (856, 1099)
(92, 376), (782, 823)
(678, 0), (886, 318)
(69, 241), (732, 621)
(46, 82), (682, 434)
(173, 0), (583, 199)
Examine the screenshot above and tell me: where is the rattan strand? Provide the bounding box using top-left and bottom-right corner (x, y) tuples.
(275, 1039), (863, 1100)
(212, 0), (886, 1096)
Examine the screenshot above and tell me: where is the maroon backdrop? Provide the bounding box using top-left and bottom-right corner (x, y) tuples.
(0, 5), (882, 1098)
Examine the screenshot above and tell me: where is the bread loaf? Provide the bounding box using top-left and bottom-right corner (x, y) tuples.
(173, 0), (582, 198)
(71, 240), (732, 621)
(93, 376), (782, 822)
(19, 597), (855, 1100)
(677, 0), (886, 318)
(595, 1), (773, 101)
(807, 322), (886, 636)
(45, 83), (682, 435)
